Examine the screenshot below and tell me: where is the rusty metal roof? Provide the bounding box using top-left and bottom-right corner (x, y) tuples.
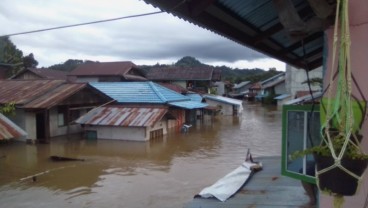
(0, 113), (27, 140)
(11, 68), (67, 80)
(69, 61), (138, 76)
(0, 80), (108, 109)
(23, 83), (87, 109)
(146, 66), (221, 81)
(76, 106), (167, 127)
(0, 80), (65, 105)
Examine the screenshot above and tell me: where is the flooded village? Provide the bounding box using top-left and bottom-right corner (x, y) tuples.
(0, 59), (322, 207)
(2, 0), (368, 208)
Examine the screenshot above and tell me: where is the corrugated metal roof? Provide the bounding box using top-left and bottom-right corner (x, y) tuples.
(23, 83), (87, 109)
(0, 113), (27, 140)
(233, 81), (251, 89)
(90, 82), (189, 104)
(0, 80), (65, 105)
(146, 66), (220, 81)
(204, 95), (243, 106)
(169, 101), (208, 109)
(263, 77), (285, 89)
(11, 68), (67, 80)
(274, 94), (290, 100)
(144, 0), (330, 70)
(76, 107), (167, 127)
(69, 61), (137, 76)
(0, 80), (109, 109)
(158, 82), (188, 94)
(186, 93), (203, 102)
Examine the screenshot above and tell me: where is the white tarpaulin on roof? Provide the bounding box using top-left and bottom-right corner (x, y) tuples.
(197, 160), (262, 202)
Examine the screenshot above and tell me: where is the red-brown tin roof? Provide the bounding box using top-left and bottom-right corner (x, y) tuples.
(0, 113), (27, 140)
(76, 106), (167, 127)
(146, 66), (221, 81)
(69, 61), (137, 76)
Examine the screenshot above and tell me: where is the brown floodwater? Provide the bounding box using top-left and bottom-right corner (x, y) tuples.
(0, 102), (281, 208)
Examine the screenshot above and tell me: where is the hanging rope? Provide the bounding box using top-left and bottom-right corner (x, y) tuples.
(317, 0), (366, 196)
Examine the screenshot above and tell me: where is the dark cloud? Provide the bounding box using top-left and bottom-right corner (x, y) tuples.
(1, 0), (284, 70)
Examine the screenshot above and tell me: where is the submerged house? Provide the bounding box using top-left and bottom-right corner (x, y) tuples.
(203, 95), (243, 116)
(229, 81), (252, 99)
(255, 73), (286, 103)
(79, 81), (208, 141)
(145, 66), (221, 94)
(0, 80), (112, 142)
(68, 61), (147, 82)
(76, 106), (168, 141)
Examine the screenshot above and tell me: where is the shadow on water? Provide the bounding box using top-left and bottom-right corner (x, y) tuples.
(0, 102), (282, 208)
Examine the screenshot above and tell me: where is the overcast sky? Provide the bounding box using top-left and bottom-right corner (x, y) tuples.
(0, 0), (286, 70)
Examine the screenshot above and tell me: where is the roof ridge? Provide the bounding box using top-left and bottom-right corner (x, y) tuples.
(148, 82), (167, 103)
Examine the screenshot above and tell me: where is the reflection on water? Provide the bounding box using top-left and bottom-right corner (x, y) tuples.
(0, 102), (281, 208)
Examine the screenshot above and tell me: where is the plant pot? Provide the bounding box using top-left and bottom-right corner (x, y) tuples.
(314, 154), (368, 196)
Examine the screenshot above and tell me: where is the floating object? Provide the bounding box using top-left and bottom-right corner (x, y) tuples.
(181, 124), (192, 133)
(50, 155), (84, 162)
(196, 150), (262, 202)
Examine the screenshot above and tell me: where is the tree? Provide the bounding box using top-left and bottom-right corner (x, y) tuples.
(23, 53), (38, 69)
(175, 56), (204, 67)
(0, 36), (38, 76)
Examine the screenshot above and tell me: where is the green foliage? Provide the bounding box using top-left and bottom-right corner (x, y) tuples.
(292, 130), (368, 160)
(0, 102), (16, 116)
(0, 37), (39, 77)
(175, 56), (204, 67)
(49, 59), (90, 72)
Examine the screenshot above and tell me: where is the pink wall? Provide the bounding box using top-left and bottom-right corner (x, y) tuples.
(321, 0), (368, 207)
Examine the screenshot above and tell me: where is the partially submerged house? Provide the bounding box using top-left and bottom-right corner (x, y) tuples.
(76, 106), (168, 141)
(229, 81), (252, 99)
(145, 66), (221, 94)
(203, 95), (243, 116)
(255, 73), (286, 103)
(67, 61), (147, 82)
(10, 68), (67, 80)
(81, 81), (208, 141)
(0, 80), (112, 142)
(0, 113), (27, 140)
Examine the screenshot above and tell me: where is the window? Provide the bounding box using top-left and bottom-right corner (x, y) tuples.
(281, 105), (321, 184)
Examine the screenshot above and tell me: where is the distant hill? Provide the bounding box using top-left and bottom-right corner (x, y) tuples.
(49, 56), (282, 84)
(141, 56), (282, 84)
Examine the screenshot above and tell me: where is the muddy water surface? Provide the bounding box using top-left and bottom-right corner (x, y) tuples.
(0, 102), (282, 208)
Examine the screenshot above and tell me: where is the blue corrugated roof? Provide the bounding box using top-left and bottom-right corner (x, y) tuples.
(89, 82), (189, 103)
(203, 95), (243, 106)
(169, 101), (208, 109)
(186, 93), (203, 102)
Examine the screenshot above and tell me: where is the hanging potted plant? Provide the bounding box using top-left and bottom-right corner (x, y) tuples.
(292, 0), (368, 207)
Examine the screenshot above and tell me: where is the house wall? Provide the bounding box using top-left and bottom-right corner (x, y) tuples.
(167, 109), (186, 130)
(85, 126), (147, 141)
(14, 72), (40, 80)
(285, 66), (322, 98)
(320, 1), (368, 207)
(205, 99), (236, 116)
(6, 109), (34, 141)
(171, 81), (187, 89)
(274, 82), (287, 95)
(150, 119), (167, 135)
(214, 81), (225, 95)
(49, 107), (82, 137)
